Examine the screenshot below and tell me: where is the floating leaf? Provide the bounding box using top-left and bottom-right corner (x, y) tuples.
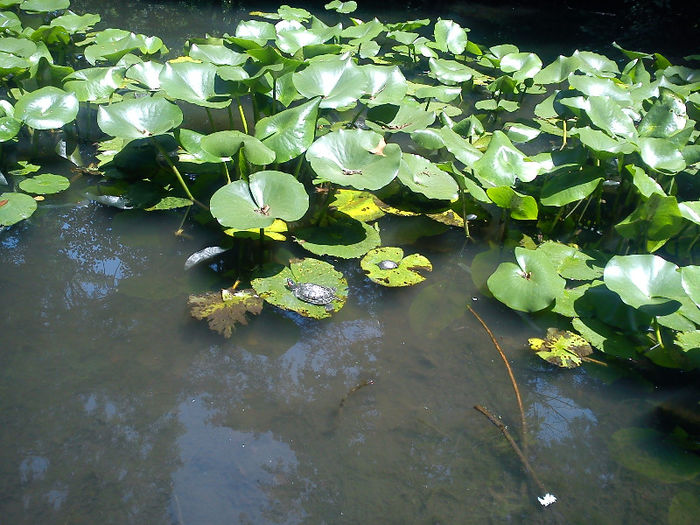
(609, 427), (700, 483)
(328, 189), (385, 222)
(500, 52), (542, 82)
(473, 131), (540, 187)
(615, 194), (685, 250)
(188, 287), (263, 338)
(529, 328), (593, 368)
(675, 331), (700, 352)
(571, 317), (638, 359)
(540, 166), (604, 206)
(638, 137), (686, 174)
(324, 1), (357, 14)
(159, 61), (228, 108)
(126, 60), (164, 90)
(97, 96), (183, 139)
(360, 247), (432, 287)
(306, 129), (401, 190)
(0, 191), (37, 225)
(224, 218), (288, 241)
(63, 66), (124, 102)
(486, 186), (538, 220)
(14, 86), (78, 129)
(362, 65), (408, 106)
(397, 153), (459, 200)
(210, 170), (308, 229)
(428, 57), (473, 85)
(584, 95), (636, 139)
(536, 241), (605, 280)
(681, 266), (700, 308)
(145, 196), (192, 211)
(293, 54), (366, 109)
(433, 19), (468, 55)
(294, 213), (380, 259)
(251, 258), (347, 319)
(366, 103), (435, 134)
(638, 89), (687, 138)
(254, 97), (320, 163)
(200, 130), (276, 165)
(603, 254), (686, 315)
(18, 173), (69, 194)
(487, 247), (566, 312)
(20, 0), (69, 12)
(50, 11), (101, 33)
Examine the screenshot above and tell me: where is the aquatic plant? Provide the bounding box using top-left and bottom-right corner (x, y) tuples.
(0, 1), (698, 371)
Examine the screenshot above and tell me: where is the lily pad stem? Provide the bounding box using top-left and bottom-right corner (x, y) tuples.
(468, 305), (527, 449)
(222, 160), (231, 184)
(235, 96), (249, 134)
(653, 318), (665, 350)
(205, 107), (216, 132)
(293, 154), (304, 180)
(559, 119), (567, 150)
(150, 137), (206, 210)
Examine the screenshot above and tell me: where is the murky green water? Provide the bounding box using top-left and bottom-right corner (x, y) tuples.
(2, 1), (699, 523)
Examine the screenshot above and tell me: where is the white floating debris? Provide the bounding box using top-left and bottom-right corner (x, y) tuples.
(538, 493), (557, 507)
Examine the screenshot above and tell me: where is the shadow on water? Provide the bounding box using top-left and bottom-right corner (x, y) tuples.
(1, 1), (699, 524)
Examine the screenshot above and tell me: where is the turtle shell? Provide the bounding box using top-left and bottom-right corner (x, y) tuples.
(287, 279), (337, 305)
(377, 259), (399, 270)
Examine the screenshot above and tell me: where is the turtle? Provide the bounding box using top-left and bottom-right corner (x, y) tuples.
(377, 259), (399, 270)
(286, 278), (338, 311)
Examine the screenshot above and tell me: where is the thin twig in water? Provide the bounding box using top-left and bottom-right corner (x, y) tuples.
(467, 305), (527, 447)
(339, 379), (375, 409)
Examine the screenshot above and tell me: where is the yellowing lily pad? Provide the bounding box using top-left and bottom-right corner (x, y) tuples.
(224, 219), (288, 241)
(251, 258), (347, 319)
(529, 328), (593, 368)
(188, 287), (263, 338)
(328, 189), (386, 222)
(360, 247), (432, 287)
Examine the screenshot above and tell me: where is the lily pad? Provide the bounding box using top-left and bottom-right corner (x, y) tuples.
(487, 247), (566, 312)
(254, 97), (320, 163)
(397, 153), (459, 200)
(486, 186), (538, 220)
(293, 54), (366, 109)
(251, 258), (347, 319)
(540, 166), (604, 207)
(681, 266), (700, 308)
(210, 170), (308, 229)
(528, 328), (593, 368)
(14, 86), (78, 130)
(328, 189), (385, 222)
(360, 247), (432, 287)
(159, 61), (228, 108)
(294, 213), (380, 258)
(571, 317), (639, 359)
(18, 173), (69, 194)
(603, 254), (686, 315)
(609, 427), (700, 483)
(224, 218), (288, 241)
(0, 191), (37, 226)
(200, 130), (276, 165)
(188, 287), (263, 338)
(97, 96), (183, 139)
(306, 129), (401, 190)
(20, 0), (69, 12)
(473, 131), (540, 187)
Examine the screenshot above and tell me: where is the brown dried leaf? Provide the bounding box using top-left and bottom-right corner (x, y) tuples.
(188, 287), (263, 338)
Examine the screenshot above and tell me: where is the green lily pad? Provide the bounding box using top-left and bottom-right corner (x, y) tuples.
(84, 29), (165, 65)
(14, 86), (78, 130)
(615, 194), (685, 250)
(159, 60), (228, 108)
(63, 66), (125, 102)
(571, 317), (639, 359)
(50, 11), (101, 33)
(328, 189), (385, 222)
(486, 186), (538, 220)
(540, 166), (604, 206)
(536, 241), (605, 280)
(501, 52), (542, 82)
(0, 11), (22, 33)
(574, 126), (635, 155)
(397, 153), (459, 200)
(145, 196), (193, 211)
(638, 137), (686, 174)
(251, 258), (347, 319)
(433, 19), (468, 55)
(437, 126), (482, 168)
(293, 54), (366, 109)
(18, 173), (69, 194)
(306, 129), (401, 191)
(473, 131), (539, 187)
(188, 43), (247, 66)
(294, 213), (380, 258)
(176, 128), (222, 164)
(20, 0), (69, 12)
(627, 164), (665, 198)
(609, 427), (700, 483)
(529, 328), (593, 368)
(487, 247), (566, 312)
(200, 130), (276, 165)
(603, 254), (686, 315)
(324, 0), (357, 14)
(254, 97), (320, 163)
(681, 266), (700, 308)
(360, 247), (432, 287)
(675, 331), (700, 352)
(210, 170), (308, 229)
(0, 116), (21, 142)
(97, 96), (183, 139)
(366, 103), (435, 134)
(234, 19), (276, 46)
(0, 191), (37, 226)
(188, 287), (263, 338)
(361, 65), (407, 106)
(638, 89), (687, 138)
(125, 60), (164, 90)
(428, 57), (474, 85)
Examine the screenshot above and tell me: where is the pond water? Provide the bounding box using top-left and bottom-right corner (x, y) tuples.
(2, 1), (699, 524)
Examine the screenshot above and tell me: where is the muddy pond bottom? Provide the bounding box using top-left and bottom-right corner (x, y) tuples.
(1, 202), (697, 524)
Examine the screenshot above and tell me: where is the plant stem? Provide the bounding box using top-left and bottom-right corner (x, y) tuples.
(150, 137), (206, 209)
(468, 305), (528, 449)
(222, 161), (231, 184)
(227, 105), (234, 130)
(205, 107), (216, 132)
(559, 119), (567, 150)
(236, 96), (249, 134)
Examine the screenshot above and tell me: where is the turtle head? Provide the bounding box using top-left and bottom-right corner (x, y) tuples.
(285, 278), (296, 289)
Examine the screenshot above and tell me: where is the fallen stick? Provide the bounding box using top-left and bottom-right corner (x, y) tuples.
(474, 404), (556, 508)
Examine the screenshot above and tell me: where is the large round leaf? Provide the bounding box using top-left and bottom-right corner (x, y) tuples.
(159, 61), (228, 108)
(200, 130), (276, 165)
(428, 58), (473, 85)
(681, 266), (700, 308)
(14, 86), (78, 129)
(97, 96), (183, 139)
(20, 0), (69, 12)
(365, 103), (435, 134)
(500, 52), (542, 82)
(473, 131), (539, 187)
(397, 153), (458, 200)
(63, 66), (124, 102)
(433, 19), (468, 55)
(188, 43), (247, 66)
(609, 427), (700, 483)
(486, 186), (538, 220)
(126, 60), (164, 90)
(50, 11), (101, 33)
(0, 116), (21, 142)
(254, 97), (320, 163)
(18, 173), (69, 194)
(603, 254), (686, 315)
(584, 95), (636, 139)
(361, 246), (432, 287)
(251, 258), (347, 319)
(540, 166), (604, 206)
(487, 247), (566, 312)
(294, 213), (380, 258)
(0, 191), (37, 226)
(210, 170), (308, 229)
(293, 55), (367, 109)
(638, 137), (686, 173)
(306, 129), (401, 190)
(638, 89), (687, 138)
(361, 65), (407, 106)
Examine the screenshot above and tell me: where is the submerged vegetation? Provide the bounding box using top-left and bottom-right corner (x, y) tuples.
(1, 0), (699, 374)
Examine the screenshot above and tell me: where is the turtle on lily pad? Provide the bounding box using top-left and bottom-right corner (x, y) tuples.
(360, 246), (432, 287)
